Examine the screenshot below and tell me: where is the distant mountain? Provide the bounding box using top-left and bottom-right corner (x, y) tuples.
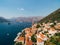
(0, 17), (9, 22)
(39, 8), (60, 23)
(10, 16), (43, 23)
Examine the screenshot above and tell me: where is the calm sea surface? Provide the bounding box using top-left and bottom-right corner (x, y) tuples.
(0, 22), (32, 45)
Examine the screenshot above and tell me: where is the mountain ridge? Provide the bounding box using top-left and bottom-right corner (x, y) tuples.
(0, 17), (9, 22)
(39, 8), (60, 23)
(10, 16), (43, 23)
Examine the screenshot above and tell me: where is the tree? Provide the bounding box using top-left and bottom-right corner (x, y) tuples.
(31, 34), (37, 45)
(44, 33), (60, 45)
(36, 24), (40, 28)
(14, 42), (22, 45)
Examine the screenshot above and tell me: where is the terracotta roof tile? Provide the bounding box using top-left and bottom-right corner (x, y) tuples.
(37, 38), (43, 42)
(39, 33), (46, 39)
(17, 37), (24, 41)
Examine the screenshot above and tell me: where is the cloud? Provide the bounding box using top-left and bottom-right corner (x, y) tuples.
(17, 8), (24, 11)
(20, 8), (24, 11)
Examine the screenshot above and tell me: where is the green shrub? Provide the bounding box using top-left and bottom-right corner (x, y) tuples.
(15, 42), (22, 45)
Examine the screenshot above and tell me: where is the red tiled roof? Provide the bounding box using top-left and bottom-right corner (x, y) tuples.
(26, 40), (33, 45)
(40, 33), (46, 39)
(17, 37), (24, 41)
(37, 38), (43, 42)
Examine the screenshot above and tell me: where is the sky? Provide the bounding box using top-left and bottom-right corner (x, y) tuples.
(0, 0), (60, 19)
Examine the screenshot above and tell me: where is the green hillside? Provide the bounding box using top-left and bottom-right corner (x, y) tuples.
(39, 8), (60, 23)
(44, 32), (60, 45)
